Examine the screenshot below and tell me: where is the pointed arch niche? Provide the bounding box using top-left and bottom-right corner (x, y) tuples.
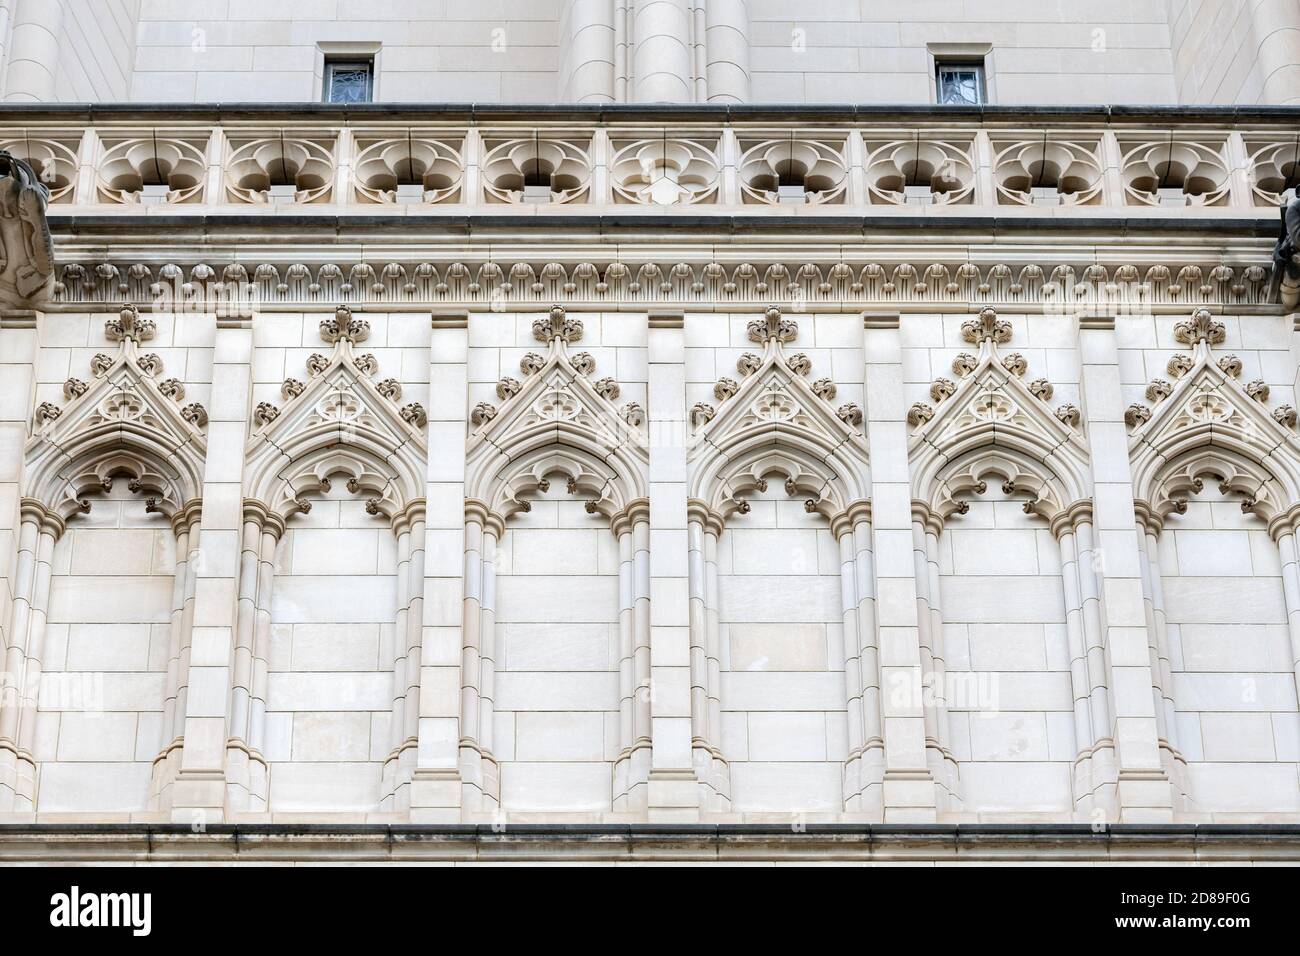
(4, 306), (207, 814)
(1129, 308), (1300, 817)
(909, 308), (1101, 817)
(463, 306), (648, 816)
(688, 307), (875, 817)
(238, 309), (427, 814)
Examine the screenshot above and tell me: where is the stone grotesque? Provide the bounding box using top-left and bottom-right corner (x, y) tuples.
(1270, 194), (1300, 309)
(0, 150), (53, 311)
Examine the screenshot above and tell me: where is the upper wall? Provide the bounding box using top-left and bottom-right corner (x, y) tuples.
(129, 0), (561, 102)
(56, 0), (140, 102)
(9, 0), (1300, 105)
(746, 0), (1177, 104)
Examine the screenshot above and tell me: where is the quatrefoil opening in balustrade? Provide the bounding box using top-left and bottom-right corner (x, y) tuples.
(610, 134), (720, 205)
(225, 132), (335, 204)
(864, 135), (975, 206)
(95, 132), (208, 204)
(1119, 136), (1230, 208)
(481, 134), (592, 205)
(1246, 136), (1300, 207)
(352, 132), (464, 204)
(992, 136), (1104, 206)
(738, 136), (849, 205)
(1, 134), (79, 204)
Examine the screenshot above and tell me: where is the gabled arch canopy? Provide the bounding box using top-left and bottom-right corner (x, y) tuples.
(688, 307), (868, 521)
(25, 307), (206, 520)
(1129, 309), (1300, 523)
(909, 308), (1090, 523)
(244, 311), (426, 520)
(465, 306), (647, 521)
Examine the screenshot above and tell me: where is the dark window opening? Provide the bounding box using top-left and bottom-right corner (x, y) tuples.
(324, 59), (373, 104)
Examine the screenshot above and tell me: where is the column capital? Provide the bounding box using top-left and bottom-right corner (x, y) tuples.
(1049, 498), (1095, 539)
(833, 498), (874, 538)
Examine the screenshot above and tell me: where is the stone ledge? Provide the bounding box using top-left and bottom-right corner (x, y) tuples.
(1, 102), (1298, 126)
(1, 824), (1298, 863)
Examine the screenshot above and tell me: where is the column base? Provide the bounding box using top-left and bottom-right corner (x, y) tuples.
(882, 769), (938, 823)
(647, 768), (701, 822)
(1117, 768), (1174, 823)
(408, 767), (464, 823)
(169, 770), (227, 825)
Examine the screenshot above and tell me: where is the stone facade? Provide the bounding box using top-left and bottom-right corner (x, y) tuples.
(0, 4), (1299, 863)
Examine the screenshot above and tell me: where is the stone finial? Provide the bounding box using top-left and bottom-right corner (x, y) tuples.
(1173, 307), (1225, 346)
(105, 304), (155, 343)
(746, 305), (798, 344)
(533, 304), (583, 343)
(320, 305), (370, 344)
(961, 307), (1012, 345)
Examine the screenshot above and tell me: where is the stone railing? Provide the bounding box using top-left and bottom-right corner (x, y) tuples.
(0, 103), (1296, 215)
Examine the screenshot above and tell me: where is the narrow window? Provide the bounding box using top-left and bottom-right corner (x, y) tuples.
(936, 61), (985, 105)
(323, 58), (373, 104)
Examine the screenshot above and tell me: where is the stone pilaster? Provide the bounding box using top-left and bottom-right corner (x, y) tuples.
(862, 314), (937, 822)
(1076, 315), (1172, 823)
(409, 310), (469, 821)
(646, 311), (698, 819)
(171, 314), (251, 823)
(0, 310), (37, 811)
